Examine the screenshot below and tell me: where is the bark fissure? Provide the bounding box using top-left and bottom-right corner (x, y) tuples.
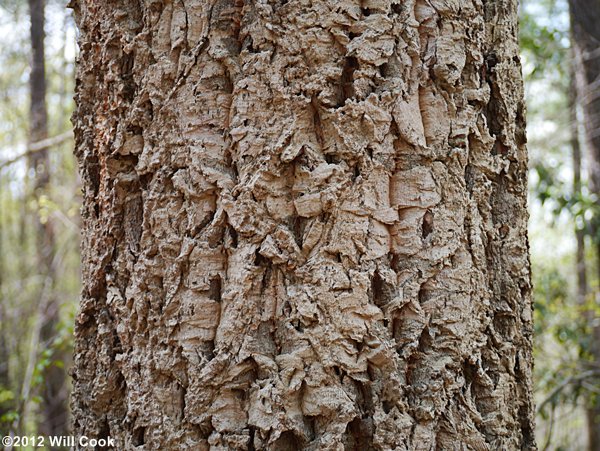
(71, 0), (534, 449)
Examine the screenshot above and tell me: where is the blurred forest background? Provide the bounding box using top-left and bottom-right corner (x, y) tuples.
(0, 0), (598, 449)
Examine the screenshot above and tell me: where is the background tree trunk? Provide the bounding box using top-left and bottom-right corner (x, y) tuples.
(70, 0), (535, 449)
(572, 55), (595, 451)
(570, 1), (600, 449)
(28, 0), (69, 438)
(570, 63), (588, 308)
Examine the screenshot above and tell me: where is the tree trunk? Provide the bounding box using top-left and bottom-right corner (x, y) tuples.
(572, 50), (595, 451)
(70, 0), (535, 449)
(570, 61), (588, 308)
(28, 0), (69, 438)
(570, 1), (600, 449)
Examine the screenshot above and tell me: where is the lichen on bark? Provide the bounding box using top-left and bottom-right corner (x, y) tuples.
(70, 0), (535, 449)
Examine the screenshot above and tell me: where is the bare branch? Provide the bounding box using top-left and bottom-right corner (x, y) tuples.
(536, 369), (600, 415)
(0, 131), (73, 170)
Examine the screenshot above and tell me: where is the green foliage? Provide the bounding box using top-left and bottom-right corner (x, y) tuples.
(520, 12), (568, 82)
(0, 386), (17, 431)
(531, 160), (600, 238)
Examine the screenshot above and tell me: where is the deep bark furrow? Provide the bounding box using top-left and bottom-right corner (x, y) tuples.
(71, 0), (534, 449)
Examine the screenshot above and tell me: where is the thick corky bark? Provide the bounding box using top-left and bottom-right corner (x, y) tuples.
(71, 0), (535, 449)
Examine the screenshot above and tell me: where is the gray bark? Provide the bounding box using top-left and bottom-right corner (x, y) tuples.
(70, 0), (535, 449)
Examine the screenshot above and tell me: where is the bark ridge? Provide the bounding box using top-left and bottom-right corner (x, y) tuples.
(70, 0), (535, 449)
